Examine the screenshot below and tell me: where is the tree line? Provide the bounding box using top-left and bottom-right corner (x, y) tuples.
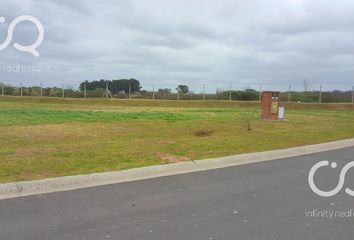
(79, 79), (141, 94)
(1, 79), (354, 103)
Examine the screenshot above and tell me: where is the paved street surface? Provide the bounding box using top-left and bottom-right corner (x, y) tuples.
(1, 147), (354, 240)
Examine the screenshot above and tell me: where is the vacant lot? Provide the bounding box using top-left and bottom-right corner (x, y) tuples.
(1, 96), (354, 183)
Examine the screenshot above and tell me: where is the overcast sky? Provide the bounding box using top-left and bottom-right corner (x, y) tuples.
(1, 0), (354, 92)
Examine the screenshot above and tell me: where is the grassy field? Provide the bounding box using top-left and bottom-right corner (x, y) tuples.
(1, 96), (354, 183)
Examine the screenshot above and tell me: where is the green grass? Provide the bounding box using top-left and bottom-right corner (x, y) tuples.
(0, 109), (201, 125)
(1, 96), (354, 183)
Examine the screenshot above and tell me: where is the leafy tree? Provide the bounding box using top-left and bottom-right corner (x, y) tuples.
(176, 85), (189, 94)
(110, 79), (141, 94)
(79, 79), (142, 94)
(158, 88), (171, 93)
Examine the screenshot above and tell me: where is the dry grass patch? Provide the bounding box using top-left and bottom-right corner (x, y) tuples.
(158, 153), (190, 163)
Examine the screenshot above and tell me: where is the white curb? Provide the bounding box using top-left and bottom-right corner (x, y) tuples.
(1, 138), (354, 200)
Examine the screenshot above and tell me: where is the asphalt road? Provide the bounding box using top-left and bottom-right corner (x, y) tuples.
(1, 147), (354, 240)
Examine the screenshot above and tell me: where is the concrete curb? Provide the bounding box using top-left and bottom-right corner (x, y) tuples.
(1, 138), (354, 200)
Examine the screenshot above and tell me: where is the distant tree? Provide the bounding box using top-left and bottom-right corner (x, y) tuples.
(176, 85), (189, 94)
(79, 79), (107, 91)
(158, 88), (171, 93)
(110, 79), (141, 94)
(4, 85), (15, 95)
(79, 79), (142, 94)
(224, 89), (259, 101)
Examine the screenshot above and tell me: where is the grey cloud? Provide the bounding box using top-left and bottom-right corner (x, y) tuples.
(1, 0), (354, 92)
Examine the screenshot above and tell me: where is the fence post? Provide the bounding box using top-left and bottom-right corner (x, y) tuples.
(40, 83), (43, 97)
(259, 84), (262, 102)
(84, 82), (87, 99)
(62, 83), (65, 98)
(152, 84), (155, 101)
(203, 84), (206, 101)
(106, 83), (109, 99)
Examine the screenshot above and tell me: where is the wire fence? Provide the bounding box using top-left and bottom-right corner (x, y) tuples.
(1, 82), (354, 104)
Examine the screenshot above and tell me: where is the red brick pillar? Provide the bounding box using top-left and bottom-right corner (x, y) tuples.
(261, 91), (279, 120)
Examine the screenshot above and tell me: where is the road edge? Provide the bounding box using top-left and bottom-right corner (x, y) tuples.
(1, 138), (354, 200)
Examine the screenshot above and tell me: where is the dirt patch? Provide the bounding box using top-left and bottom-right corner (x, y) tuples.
(158, 153), (190, 163)
(194, 130), (214, 137)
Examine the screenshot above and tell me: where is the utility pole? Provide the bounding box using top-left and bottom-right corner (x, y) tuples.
(319, 85), (322, 103)
(203, 84), (206, 101)
(40, 83), (43, 97)
(259, 84), (262, 102)
(352, 86), (354, 104)
(177, 90), (180, 101)
(128, 84), (131, 99)
(288, 85), (291, 103)
(229, 84), (232, 101)
(20, 82), (23, 97)
(1, 83), (3, 96)
(152, 84), (155, 100)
